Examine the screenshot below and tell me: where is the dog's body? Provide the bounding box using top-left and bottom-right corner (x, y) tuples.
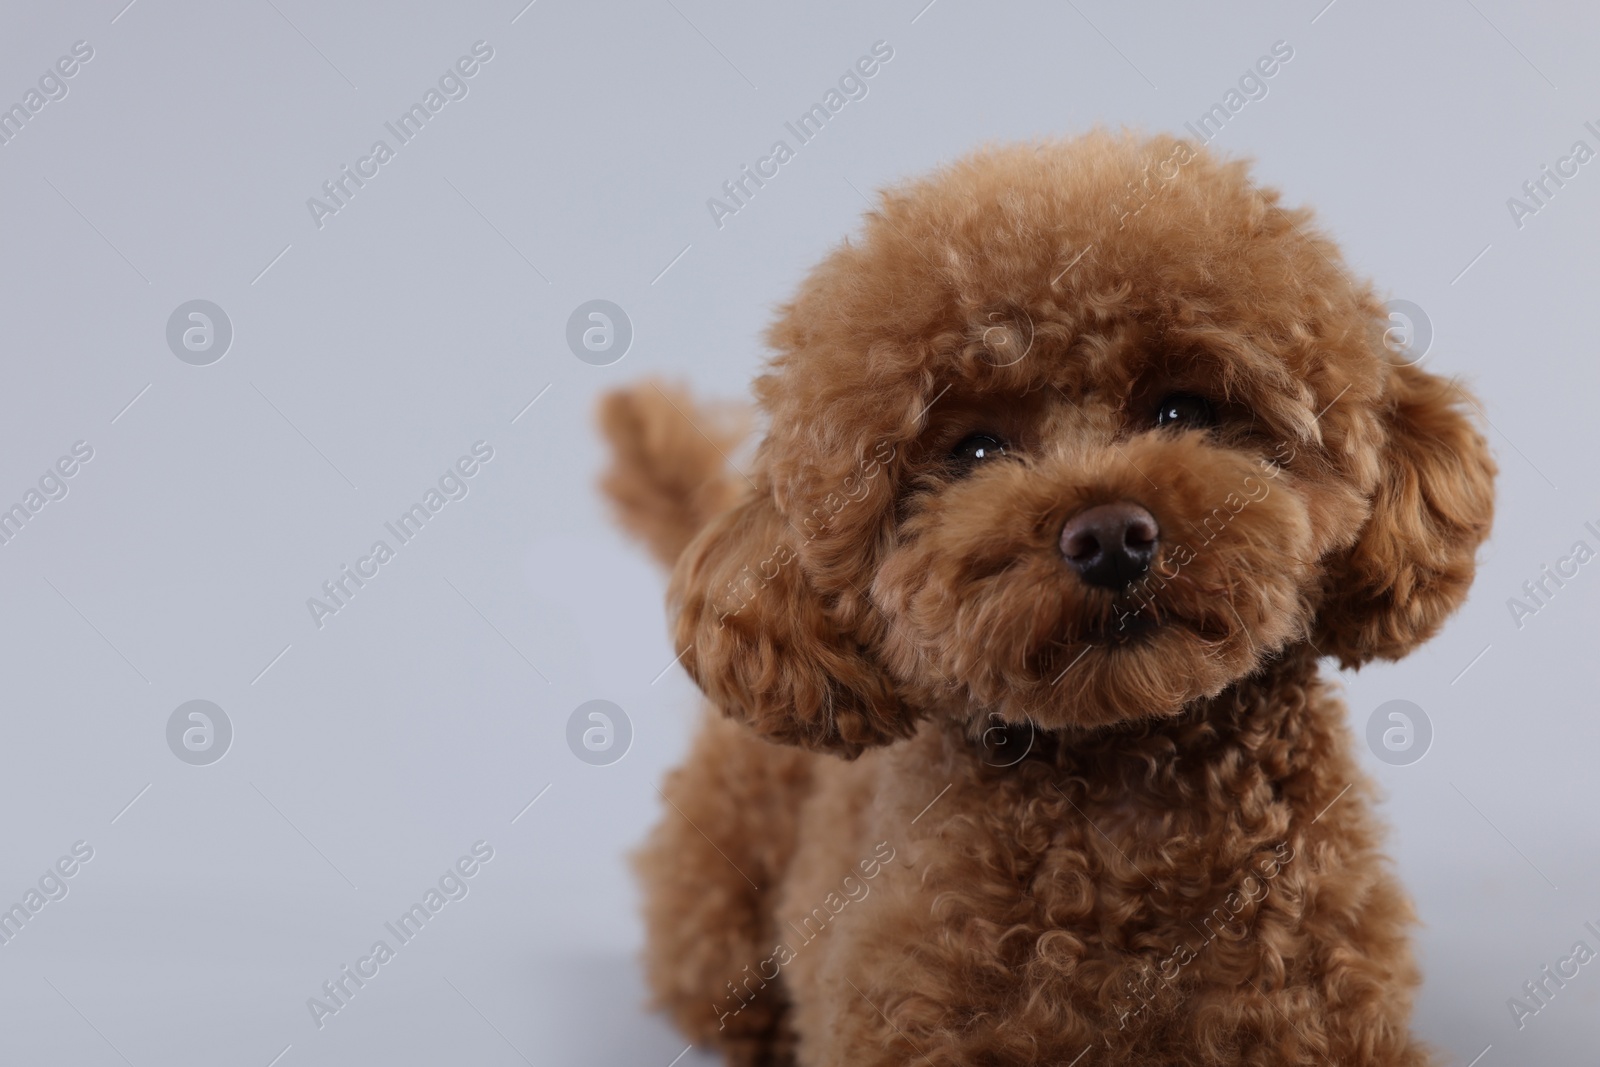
(601, 134), (1494, 1065)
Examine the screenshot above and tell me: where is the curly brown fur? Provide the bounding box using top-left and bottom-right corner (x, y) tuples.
(603, 132), (1495, 1066)
(598, 381), (746, 567)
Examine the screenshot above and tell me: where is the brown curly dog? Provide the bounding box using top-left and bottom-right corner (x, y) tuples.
(599, 132), (1495, 1066)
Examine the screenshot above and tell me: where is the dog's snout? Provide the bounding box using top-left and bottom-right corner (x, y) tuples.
(1059, 502), (1159, 590)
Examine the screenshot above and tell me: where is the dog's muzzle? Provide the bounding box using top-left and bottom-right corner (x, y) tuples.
(1059, 502), (1159, 590)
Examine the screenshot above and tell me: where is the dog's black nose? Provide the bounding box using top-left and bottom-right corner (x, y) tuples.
(1059, 502), (1159, 589)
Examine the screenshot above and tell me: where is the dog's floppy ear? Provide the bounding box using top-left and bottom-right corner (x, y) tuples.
(1316, 361), (1495, 666)
(668, 483), (912, 757)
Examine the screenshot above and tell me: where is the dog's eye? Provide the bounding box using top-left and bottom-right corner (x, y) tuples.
(950, 433), (1006, 464)
(1154, 393), (1215, 429)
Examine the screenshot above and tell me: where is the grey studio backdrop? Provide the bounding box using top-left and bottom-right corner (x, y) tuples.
(0, 0), (1595, 1064)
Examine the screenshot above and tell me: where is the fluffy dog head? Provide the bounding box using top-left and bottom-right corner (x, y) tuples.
(671, 132), (1494, 756)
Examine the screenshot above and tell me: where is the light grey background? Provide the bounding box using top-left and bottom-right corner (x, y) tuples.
(0, 1), (1595, 1064)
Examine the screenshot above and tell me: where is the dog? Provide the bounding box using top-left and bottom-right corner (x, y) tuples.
(599, 131), (1495, 1066)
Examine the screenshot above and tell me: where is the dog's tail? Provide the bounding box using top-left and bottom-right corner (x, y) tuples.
(597, 381), (748, 568)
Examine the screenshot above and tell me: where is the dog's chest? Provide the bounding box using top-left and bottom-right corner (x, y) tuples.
(877, 728), (1290, 961)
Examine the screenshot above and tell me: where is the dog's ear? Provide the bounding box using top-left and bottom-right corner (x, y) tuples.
(1316, 361), (1495, 666)
(668, 484), (912, 757)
